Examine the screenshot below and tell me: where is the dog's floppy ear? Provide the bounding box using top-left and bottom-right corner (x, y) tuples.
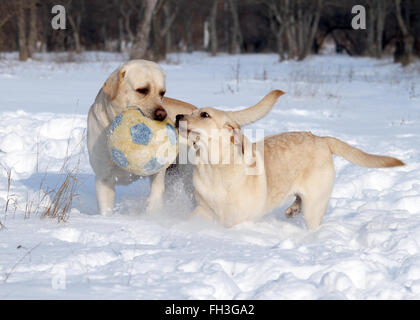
(227, 90), (285, 126)
(103, 68), (126, 100)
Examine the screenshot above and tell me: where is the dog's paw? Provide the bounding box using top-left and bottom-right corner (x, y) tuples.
(285, 205), (300, 218)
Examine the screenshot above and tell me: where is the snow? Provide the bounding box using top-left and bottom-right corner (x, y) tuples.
(0, 51), (419, 299)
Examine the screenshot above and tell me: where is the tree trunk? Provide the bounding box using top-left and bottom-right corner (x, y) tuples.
(152, 0), (178, 61)
(125, 17), (134, 44)
(366, 3), (375, 56)
(101, 25), (108, 51)
(394, 0), (413, 66)
(27, 0), (38, 57)
(152, 7), (165, 61)
(130, 0), (158, 59)
(67, 6), (82, 54)
(285, 0), (297, 59)
(0, 12), (12, 31)
(73, 32), (81, 53)
(118, 17), (124, 52)
(267, 2), (285, 61)
(401, 35), (414, 66)
(296, 4), (304, 56)
(17, 0), (28, 61)
(227, 0), (242, 54)
(275, 28), (285, 61)
(68, 19), (81, 53)
(210, 0), (219, 56)
(298, 0), (323, 61)
(375, 0), (386, 58)
(185, 18), (193, 53)
(118, 1), (134, 45)
(163, 3), (172, 54)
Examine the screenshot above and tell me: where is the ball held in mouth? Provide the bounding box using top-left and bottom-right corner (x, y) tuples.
(108, 106), (178, 176)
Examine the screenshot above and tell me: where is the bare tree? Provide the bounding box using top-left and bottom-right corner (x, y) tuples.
(174, 0), (199, 53)
(184, 18), (193, 53)
(265, 0), (323, 60)
(27, 0), (39, 57)
(66, 0), (85, 53)
(117, 0), (138, 47)
(298, 0), (323, 60)
(130, 0), (158, 59)
(227, 0), (243, 54)
(364, 0), (391, 58)
(16, 0), (28, 61)
(375, 0), (389, 58)
(209, 0), (219, 56)
(163, 3), (174, 54)
(0, 2), (14, 31)
(265, 0), (288, 61)
(151, 0), (178, 61)
(151, 0), (166, 60)
(394, 0), (414, 65)
(0, 1), (17, 52)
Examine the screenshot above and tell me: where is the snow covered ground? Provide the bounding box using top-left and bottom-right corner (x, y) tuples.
(0, 51), (419, 299)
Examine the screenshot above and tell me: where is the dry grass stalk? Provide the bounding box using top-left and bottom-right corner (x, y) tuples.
(3, 242), (41, 283)
(4, 166), (12, 214)
(39, 130), (84, 222)
(2, 166), (18, 228)
(1, 128), (84, 224)
(40, 167), (80, 223)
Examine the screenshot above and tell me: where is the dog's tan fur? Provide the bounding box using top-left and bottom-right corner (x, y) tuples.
(179, 90), (404, 229)
(87, 60), (196, 215)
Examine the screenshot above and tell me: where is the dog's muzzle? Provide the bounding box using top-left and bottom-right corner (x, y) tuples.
(154, 107), (167, 121)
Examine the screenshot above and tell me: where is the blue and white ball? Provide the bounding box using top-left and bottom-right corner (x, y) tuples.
(108, 107), (178, 176)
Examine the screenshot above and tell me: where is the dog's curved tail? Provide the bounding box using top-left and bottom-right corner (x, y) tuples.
(324, 137), (405, 168)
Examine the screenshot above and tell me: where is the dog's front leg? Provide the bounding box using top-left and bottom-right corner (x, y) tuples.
(95, 176), (116, 216)
(146, 169), (166, 213)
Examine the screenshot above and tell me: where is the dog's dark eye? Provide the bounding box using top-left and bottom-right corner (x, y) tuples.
(136, 88), (149, 95)
(159, 91), (166, 97)
(200, 112), (210, 118)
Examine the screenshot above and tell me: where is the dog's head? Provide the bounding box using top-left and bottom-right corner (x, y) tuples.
(103, 60), (167, 121)
(176, 89), (284, 147)
(177, 107), (240, 145)
(175, 90), (284, 165)
(176, 107), (242, 165)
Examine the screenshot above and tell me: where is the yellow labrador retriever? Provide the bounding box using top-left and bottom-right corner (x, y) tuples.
(87, 60), (196, 216)
(176, 90), (404, 229)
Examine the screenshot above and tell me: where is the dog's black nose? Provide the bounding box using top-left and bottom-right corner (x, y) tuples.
(175, 114), (184, 128)
(154, 107), (167, 121)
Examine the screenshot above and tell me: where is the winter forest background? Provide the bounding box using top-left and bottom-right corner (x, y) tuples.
(1, 0), (419, 66)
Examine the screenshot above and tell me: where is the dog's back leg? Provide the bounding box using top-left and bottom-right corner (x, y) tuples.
(300, 165), (335, 230)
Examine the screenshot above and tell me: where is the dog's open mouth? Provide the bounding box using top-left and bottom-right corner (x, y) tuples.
(188, 129), (202, 137)
(179, 126), (200, 138)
